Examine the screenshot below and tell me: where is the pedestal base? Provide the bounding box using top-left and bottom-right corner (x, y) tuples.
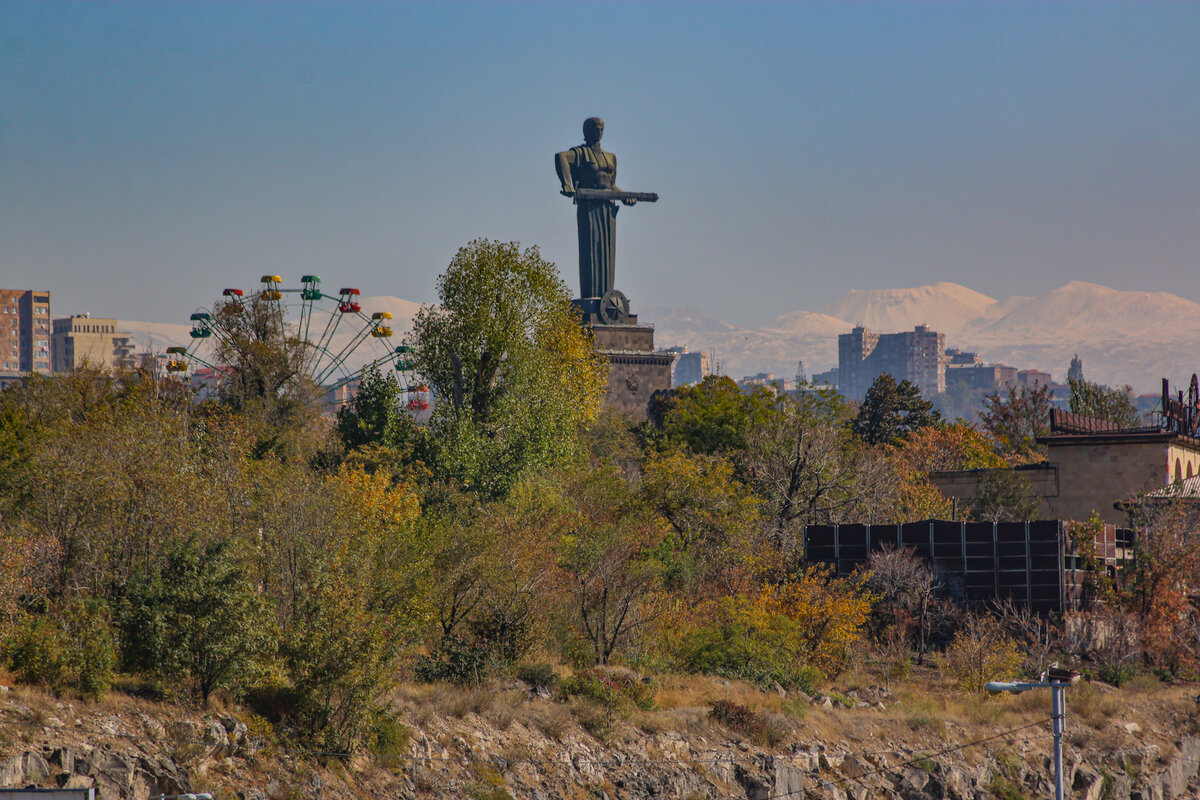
(587, 322), (674, 418)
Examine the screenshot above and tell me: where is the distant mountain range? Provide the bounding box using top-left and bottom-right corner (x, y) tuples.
(645, 281), (1200, 392)
(120, 282), (1200, 393)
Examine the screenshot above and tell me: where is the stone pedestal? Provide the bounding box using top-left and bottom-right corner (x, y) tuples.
(576, 300), (674, 418)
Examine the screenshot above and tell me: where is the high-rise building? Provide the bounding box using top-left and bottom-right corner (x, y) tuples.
(0, 289), (52, 386)
(662, 346), (711, 387)
(51, 314), (136, 373)
(837, 324), (945, 400)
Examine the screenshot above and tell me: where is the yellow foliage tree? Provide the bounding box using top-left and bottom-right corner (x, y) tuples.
(671, 565), (873, 686)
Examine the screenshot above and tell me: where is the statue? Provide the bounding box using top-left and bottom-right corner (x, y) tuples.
(555, 118), (657, 313)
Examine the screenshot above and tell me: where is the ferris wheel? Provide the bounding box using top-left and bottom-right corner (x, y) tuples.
(165, 275), (431, 414)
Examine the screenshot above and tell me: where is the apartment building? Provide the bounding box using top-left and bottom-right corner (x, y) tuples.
(0, 289), (52, 386)
(837, 324), (945, 400)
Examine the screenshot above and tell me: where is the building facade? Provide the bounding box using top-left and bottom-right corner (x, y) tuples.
(662, 346), (711, 388)
(51, 314), (135, 373)
(837, 324), (945, 400)
(0, 289), (52, 386)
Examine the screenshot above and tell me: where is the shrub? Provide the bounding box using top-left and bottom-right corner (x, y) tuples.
(62, 599), (117, 700)
(367, 709), (410, 769)
(560, 668), (655, 711)
(7, 615), (66, 688)
(6, 600), (117, 700)
(938, 613), (1024, 692)
(413, 634), (493, 685)
(515, 662), (558, 691)
(674, 568), (870, 689)
(708, 699), (762, 737)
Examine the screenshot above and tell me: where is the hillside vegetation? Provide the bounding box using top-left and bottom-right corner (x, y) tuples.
(3, 241), (1200, 799)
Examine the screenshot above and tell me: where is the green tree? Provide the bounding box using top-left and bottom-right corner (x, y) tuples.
(336, 365), (414, 452)
(653, 375), (781, 458)
(1068, 377), (1140, 428)
(967, 469), (1040, 522)
(851, 374), (941, 446)
(120, 537), (272, 700)
(979, 384), (1052, 461)
(409, 239), (606, 497)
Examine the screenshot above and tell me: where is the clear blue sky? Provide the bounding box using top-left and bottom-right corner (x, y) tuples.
(2, 2), (1198, 326)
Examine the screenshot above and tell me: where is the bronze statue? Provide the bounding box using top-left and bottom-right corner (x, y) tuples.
(555, 118), (657, 303)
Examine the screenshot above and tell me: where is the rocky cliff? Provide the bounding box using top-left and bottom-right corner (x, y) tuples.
(1, 677), (1197, 800)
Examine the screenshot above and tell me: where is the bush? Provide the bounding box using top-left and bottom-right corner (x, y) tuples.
(63, 599), (117, 700)
(515, 662), (558, 691)
(6, 600), (117, 700)
(938, 613), (1024, 692)
(708, 699), (762, 736)
(413, 634), (493, 685)
(7, 615), (66, 688)
(560, 668), (656, 711)
(674, 570), (868, 690)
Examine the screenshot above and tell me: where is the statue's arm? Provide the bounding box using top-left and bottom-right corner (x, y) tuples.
(555, 149), (577, 196)
(611, 153), (636, 205)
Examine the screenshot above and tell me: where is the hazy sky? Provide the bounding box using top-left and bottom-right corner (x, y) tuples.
(3, 2), (1198, 327)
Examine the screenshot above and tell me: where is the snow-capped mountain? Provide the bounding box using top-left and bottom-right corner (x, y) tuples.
(648, 281), (1200, 391)
(115, 284), (1200, 393)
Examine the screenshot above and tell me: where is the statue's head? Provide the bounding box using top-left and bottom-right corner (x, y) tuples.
(583, 117), (604, 145)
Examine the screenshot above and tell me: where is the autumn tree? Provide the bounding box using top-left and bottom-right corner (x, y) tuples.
(409, 239), (606, 497)
(558, 467), (665, 665)
(968, 469), (1040, 522)
(673, 566), (873, 688)
(1068, 377), (1140, 428)
(852, 374), (941, 446)
(639, 449), (763, 595)
(979, 384), (1052, 461)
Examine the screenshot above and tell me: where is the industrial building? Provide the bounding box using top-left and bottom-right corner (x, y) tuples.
(50, 314), (136, 374)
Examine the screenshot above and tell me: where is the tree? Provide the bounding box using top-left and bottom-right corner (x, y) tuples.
(653, 376), (781, 458)
(558, 467), (665, 665)
(860, 546), (950, 663)
(979, 384), (1052, 461)
(209, 295), (323, 430)
(938, 612), (1023, 692)
(120, 538), (272, 701)
(968, 469), (1040, 522)
(336, 365), (414, 453)
(894, 423), (1007, 473)
(409, 239), (606, 497)
(851, 374), (941, 446)
(639, 449), (763, 595)
(1068, 377), (1140, 428)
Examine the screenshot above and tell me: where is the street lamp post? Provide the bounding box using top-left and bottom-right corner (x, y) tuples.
(986, 669), (1079, 800)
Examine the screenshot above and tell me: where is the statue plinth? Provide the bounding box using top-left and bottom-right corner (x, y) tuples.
(574, 293), (674, 418)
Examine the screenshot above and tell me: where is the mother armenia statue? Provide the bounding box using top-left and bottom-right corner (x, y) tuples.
(555, 117), (657, 302)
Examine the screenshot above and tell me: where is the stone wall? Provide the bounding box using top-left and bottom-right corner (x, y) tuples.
(1048, 441), (1167, 524)
(588, 323), (673, 418)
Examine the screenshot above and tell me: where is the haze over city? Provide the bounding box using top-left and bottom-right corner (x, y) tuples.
(3, 2), (1198, 331)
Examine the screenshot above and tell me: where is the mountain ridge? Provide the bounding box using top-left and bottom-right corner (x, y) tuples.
(117, 285), (1198, 393)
